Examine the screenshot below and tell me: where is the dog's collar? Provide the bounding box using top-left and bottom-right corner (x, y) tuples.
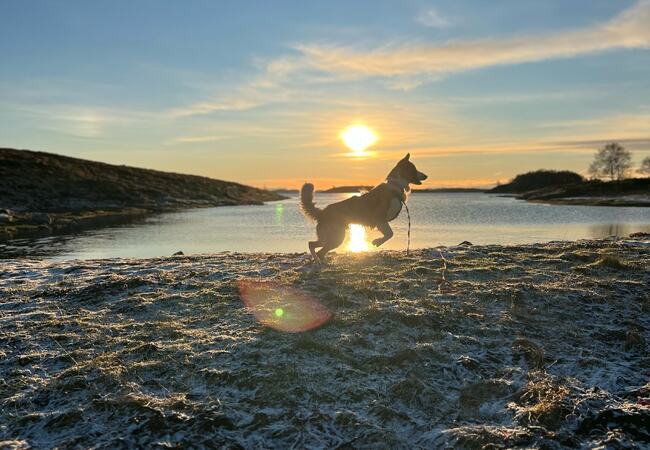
(385, 177), (408, 201)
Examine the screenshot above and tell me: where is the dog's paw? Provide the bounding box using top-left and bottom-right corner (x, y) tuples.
(372, 238), (384, 247)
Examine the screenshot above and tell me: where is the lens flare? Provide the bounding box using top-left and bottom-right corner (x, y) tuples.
(347, 224), (369, 252)
(274, 203), (284, 225)
(238, 280), (331, 333)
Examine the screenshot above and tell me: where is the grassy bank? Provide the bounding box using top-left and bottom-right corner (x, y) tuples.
(0, 148), (285, 238)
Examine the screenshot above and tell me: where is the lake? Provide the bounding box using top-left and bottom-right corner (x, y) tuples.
(4, 193), (650, 261)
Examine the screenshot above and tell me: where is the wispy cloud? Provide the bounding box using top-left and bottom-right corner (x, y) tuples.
(2, 101), (162, 138)
(535, 113), (650, 144)
(167, 56), (306, 118)
(296, 1), (650, 83)
(171, 1), (650, 117)
(416, 7), (450, 29)
(168, 98), (262, 117)
(170, 135), (230, 144)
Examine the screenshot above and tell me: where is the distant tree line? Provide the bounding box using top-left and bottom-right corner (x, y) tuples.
(640, 155), (650, 176)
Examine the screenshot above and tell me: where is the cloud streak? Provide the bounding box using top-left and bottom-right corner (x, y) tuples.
(1, 101), (163, 138)
(416, 7), (451, 29)
(296, 1), (650, 81)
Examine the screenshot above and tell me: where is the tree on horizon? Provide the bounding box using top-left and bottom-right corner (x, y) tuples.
(588, 142), (632, 181)
(639, 156), (650, 177)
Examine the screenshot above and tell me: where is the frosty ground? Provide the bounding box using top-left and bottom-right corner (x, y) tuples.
(1, 236), (649, 448)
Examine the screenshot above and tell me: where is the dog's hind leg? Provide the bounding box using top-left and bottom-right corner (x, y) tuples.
(316, 245), (333, 263)
(317, 224), (346, 263)
(308, 241), (321, 261)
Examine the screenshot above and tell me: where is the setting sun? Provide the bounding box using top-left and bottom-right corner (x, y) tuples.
(340, 125), (378, 155)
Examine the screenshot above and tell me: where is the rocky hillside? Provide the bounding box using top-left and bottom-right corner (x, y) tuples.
(0, 148), (284, 236)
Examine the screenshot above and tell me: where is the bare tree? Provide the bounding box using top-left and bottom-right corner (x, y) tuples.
(640, 156), (650, 177)
(588, 142), (632, 181)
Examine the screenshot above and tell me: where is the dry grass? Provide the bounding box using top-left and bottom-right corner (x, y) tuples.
(514, 373), (572, 430)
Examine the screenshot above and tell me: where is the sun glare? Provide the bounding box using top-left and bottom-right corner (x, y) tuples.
(347, 224), (370, 252)
(340, 125), (377, 155)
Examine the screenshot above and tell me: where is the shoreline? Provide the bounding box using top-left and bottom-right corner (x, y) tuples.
(2, 236), (648, 448)
(526, 196), (650, 207)
(489, 193), (650, 207)
(0, 199), (285, 241)
(488, 177), (650, 207)
(0, 208), (151, 238)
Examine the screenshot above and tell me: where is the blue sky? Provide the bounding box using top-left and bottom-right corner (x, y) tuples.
(1, 0), (649, 187)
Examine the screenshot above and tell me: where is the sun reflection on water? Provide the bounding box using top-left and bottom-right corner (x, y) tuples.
(347, 224), (370, 253)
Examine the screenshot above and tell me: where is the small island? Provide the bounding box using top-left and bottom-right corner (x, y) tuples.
(0, 148), (286, 237)
(489, 170), (650, 207)
(488, 144), (650, 207)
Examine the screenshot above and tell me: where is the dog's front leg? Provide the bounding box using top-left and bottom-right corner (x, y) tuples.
(372, 222), (393, 247)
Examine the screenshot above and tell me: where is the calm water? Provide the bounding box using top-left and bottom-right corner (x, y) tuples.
(9, 193), (650, 261)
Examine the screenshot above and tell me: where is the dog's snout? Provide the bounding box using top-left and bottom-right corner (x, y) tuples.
(418, 171), (428, 181)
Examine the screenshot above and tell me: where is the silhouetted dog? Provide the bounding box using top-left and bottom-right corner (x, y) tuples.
(300, 153), (427, 263)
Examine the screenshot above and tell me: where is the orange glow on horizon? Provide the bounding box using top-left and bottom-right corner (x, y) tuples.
(250, 177), (496, 191)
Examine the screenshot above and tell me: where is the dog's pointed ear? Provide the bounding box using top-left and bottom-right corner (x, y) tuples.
(403, 153), (410, 161)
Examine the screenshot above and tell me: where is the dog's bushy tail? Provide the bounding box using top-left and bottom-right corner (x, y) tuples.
(300, 183), (322, 222)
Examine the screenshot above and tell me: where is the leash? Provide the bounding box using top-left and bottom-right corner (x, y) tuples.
(438, 248), (447, 292)
(400, 199), (447, 290)
(401, 200), (410, 255)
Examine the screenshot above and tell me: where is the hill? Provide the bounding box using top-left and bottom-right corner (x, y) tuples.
(0, 148), (285, 236)
(489, 170), (583, 193)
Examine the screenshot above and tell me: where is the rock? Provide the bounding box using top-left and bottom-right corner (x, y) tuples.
(578, 407), (650, 441)
(459, 241), (473, 246)
(457, 355), (481, 370)
(459, 379), (516, 416)
(414, 266), (434, 275)
(29, 212), (52, 225)
(0, 212), (14, 224)
(172, 251), (184, 256)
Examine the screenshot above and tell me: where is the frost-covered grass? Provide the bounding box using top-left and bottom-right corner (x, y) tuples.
(1, 237), (649, 449)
